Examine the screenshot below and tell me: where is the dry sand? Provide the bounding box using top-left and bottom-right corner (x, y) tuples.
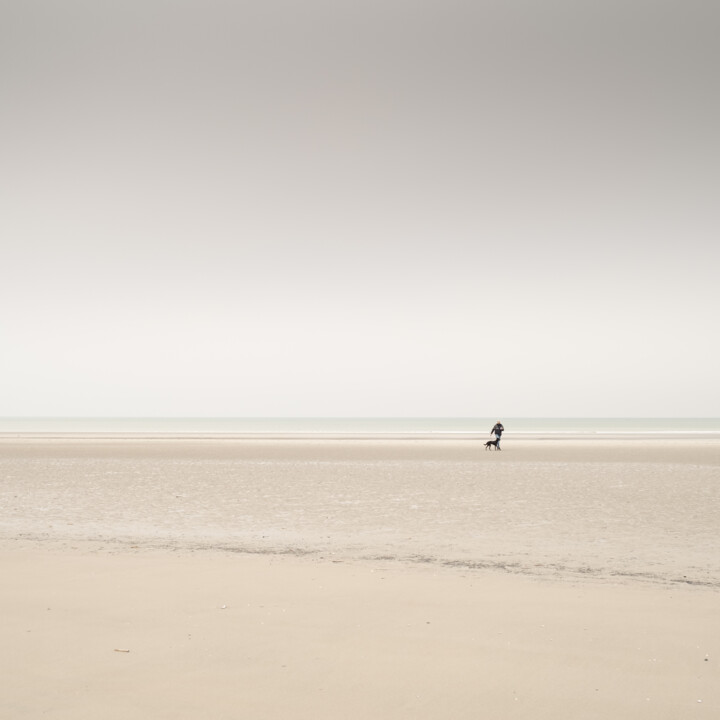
(1, 437), (719, 719)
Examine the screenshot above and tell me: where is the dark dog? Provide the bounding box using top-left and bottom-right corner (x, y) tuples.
(484, 439), (501, 450)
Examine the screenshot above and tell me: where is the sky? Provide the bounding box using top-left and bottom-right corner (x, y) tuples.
(1, 0), (718, 418)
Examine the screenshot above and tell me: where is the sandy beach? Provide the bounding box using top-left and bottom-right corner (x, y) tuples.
(2, 436), (719, 718)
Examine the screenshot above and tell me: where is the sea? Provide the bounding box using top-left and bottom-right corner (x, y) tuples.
(1, 417), (719, 436)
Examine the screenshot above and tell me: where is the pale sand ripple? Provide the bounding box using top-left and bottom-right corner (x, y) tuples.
(1, 438), (719, 586)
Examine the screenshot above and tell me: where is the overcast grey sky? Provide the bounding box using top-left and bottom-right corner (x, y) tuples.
(2, 0), (718, 417)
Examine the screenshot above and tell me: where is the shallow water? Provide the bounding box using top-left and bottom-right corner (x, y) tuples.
(2, 438), (719, 586)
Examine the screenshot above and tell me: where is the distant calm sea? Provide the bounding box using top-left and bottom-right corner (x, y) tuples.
(1, 418), (719, 435)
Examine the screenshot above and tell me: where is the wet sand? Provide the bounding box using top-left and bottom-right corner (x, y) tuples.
(1, 437), (719, 718)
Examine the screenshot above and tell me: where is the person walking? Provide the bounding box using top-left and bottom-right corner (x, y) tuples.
(490, 421), (504, 448)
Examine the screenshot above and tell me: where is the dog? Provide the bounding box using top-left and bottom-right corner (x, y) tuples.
(484, 439), (501, 451)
